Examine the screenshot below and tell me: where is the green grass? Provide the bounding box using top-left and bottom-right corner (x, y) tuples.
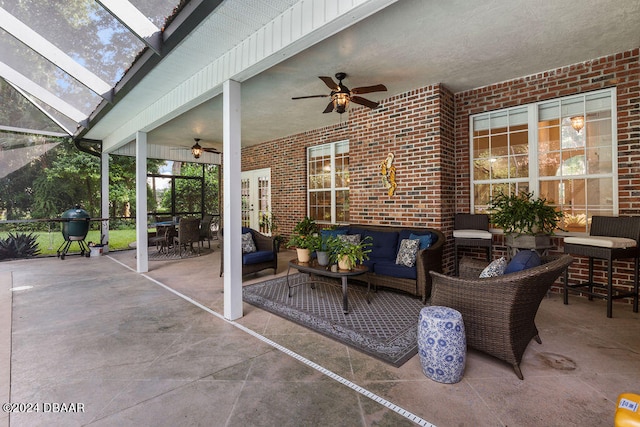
(0, 229), (138, 256)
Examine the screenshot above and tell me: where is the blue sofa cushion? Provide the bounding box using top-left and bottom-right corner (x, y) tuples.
(398, 230), (436, 253)
(504, 250), (541, 274)
(374, 261), (417, 280)
(243, 250), (274, 265)
(409, 233), (433, 250)
(320, 228), (348, 250)
(363, 230), (398, 260)
(348, 227), (368, 238)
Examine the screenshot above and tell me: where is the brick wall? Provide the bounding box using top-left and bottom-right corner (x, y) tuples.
(243, 47), (639, 305)
(243, 84), (457, 264)
(454, 47), (640, 302)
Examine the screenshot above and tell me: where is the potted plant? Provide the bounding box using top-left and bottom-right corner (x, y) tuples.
(259, 211), (284, 251)
(287, 217), (320, 262)
(326, 235), (373, 271)
(489, 191), (564, 249)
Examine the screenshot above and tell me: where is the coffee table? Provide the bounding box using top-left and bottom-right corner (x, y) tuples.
(287, 258), (370, 314)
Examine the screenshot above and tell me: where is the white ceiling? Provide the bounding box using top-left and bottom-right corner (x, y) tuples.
(88, 0), (640, 153)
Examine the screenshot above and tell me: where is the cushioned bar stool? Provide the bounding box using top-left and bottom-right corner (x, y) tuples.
(563, 216), (640, 318)
(453, 213), (492, 275)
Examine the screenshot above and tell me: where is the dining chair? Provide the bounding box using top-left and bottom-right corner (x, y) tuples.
(173, 217), (201, 256)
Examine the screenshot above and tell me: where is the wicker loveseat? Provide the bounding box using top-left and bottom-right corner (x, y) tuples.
(429, 254), (574, 379)
(332, 224), (445, 301)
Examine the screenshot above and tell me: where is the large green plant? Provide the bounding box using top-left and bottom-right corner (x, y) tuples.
(287, 217), (320, 249)
(326, 235), (372, 269)
(0, 232), (41, 260)
(489, 191), (564, 236)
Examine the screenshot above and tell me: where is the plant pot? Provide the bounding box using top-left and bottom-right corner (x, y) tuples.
(316, 251), (330, 266)
(505, 234), (552, 249)
(338, 255), (352, 271)
(296, 248), (311, 263)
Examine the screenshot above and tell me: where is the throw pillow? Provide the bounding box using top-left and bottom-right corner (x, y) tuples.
(338, 234), (361, 245)
(504, 250), (541, 274)
(320, 229), (348, 250)
(395, 239), (420, 267)
(409, 233), (433, 250)
(241, 232), (257, 253)
(479, 257), (507, 278)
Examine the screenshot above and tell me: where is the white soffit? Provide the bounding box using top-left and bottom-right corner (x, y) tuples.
(89, 0), (398, 152)
(112, 142), (220, 164)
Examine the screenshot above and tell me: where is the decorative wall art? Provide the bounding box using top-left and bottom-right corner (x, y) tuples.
(380, 152), (397, 196)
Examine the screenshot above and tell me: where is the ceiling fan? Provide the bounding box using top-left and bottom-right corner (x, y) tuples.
(190, 138), (220, 159)
(292, 72), (387, 114)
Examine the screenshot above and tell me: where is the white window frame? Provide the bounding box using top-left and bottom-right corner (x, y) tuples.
(307, 140), (349, 224)
(470, 88), (618, 233)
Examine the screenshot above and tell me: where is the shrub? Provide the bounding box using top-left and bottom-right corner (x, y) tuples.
(0, 232), (41, 260)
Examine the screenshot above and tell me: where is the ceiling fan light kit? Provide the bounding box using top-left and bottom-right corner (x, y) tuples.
(190, 138), (219, 159)
(292, 72), (387, 114)
(191, 139), (203, 159)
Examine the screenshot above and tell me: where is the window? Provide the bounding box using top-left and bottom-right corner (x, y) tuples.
(471, 89), (616, 233)
(308, 141), (349, 223)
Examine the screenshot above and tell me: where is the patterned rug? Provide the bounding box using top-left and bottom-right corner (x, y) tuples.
(243, 273), (425, 367)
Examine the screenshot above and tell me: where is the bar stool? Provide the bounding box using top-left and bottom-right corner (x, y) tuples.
(453, 213), (492, 275)
(563, 216), (640, 318)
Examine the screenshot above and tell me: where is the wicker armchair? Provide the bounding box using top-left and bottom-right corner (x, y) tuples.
(219, 227), (277, 277)
(429, 254), (574, 379)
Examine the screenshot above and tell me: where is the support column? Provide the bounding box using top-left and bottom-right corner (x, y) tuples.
(101, 150), (110, 248)
(223, 79), (242, 320)
(135, 131), (149, 273)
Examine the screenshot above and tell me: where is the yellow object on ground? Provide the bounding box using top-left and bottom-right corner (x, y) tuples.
(615, 393), (640, 427)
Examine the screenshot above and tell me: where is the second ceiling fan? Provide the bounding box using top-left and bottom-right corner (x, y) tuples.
(292, 72), (387, 114)
(190, 138), (219, 159)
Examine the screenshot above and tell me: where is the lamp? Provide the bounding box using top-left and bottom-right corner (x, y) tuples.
(570, 116), (585, 133)
(333, 92), (350, 114)
(191, 139), (203, 159)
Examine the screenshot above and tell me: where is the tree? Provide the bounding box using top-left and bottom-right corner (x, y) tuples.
(159, 163), (219, 215)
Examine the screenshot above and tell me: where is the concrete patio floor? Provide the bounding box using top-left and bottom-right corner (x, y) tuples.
(0, 247), (639, 426)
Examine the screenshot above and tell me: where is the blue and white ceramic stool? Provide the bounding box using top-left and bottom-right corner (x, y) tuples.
(418, 306), (466, 384)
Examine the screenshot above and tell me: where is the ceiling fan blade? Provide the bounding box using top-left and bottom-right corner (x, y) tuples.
(203, 148), (220, 154)
(322, 101), (335, 113)
(292, 94), (330, 100)
(319, 76), (339, 90)
(351, 96), (380, 109)
(351, 84), (387, 95)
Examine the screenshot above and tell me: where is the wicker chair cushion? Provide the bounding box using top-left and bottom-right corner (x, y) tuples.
(396, 238), (420, 267)
(504, 250), (541, 274)
(564, 236), (637, 248)
(479, 257), (507, 278)
(242, 250), (274, 265)
(453, 229), (492, 239)
(241, 232), (257, 253)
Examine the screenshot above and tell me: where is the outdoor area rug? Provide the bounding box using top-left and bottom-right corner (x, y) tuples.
(242, 273), (425, 367)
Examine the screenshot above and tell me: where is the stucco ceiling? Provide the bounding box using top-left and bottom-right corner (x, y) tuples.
(103, 0), (640, 152)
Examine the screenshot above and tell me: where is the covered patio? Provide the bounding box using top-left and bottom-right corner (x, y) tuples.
(2, 1), (640, 425)
(0, 250), (638, 426)
(2, 0), (639, 322)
